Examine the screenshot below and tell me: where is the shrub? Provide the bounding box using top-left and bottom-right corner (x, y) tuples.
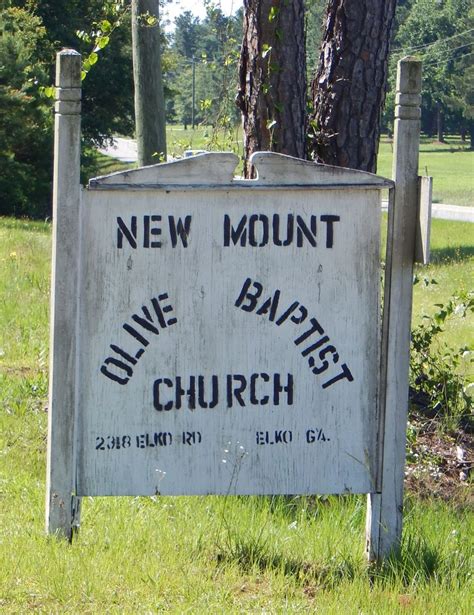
(0, 7), (54, 218)
(410, 279), (473, 432)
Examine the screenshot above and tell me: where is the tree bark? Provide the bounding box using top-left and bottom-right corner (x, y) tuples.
(308, 0), (397, 172)
(237, 0), (306, 177)
(131, 0), (166, 166)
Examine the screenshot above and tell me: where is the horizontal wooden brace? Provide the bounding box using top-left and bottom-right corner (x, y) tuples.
(88, 181), (394, 191)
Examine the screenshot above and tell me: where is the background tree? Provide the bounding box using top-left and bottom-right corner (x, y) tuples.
(0, 6), (53, 217)
(1, 0), (134, 217)
(34, 0), (134, 145)
(307, 0), (397, 172)
(393, 0), (473, 143)
(174, 10), (202, 59)
(132, 0), (167, 165)
(237, 0), (306, 177)
(167, 6), (242, 135)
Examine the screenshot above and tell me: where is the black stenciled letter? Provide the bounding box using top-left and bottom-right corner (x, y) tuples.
(224, 215), (247, 246)
(235, 278), (263, 312)
(168, 215), (192, 247)
(320, 215), (340, 248)
(153, 378), (174, 410)
(248, 214), (269, 247)
(117, 216), (137, 249)
(101, 357), (133, 385)
(144, 215), (162, 248)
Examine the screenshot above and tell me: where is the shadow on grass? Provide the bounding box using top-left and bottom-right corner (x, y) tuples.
(429, 245), (474, 264)
(216, 529), (470, 590)
(370, 531), (471, 589)
(371, 535), (442, 587)
(216, 533), (358, 589)
(417, 147), (473, 154)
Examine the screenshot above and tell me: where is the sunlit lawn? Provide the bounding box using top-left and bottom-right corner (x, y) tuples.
(377, 135), (473, 207)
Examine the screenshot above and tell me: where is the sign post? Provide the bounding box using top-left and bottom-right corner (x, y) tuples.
(46, 49), (82, 539)
(47, 53), (425, 560)
(366, 57), (422, 560)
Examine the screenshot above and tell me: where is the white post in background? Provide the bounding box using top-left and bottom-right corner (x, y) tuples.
(46, 49), (82, 539)
(366, 57), (422, 560)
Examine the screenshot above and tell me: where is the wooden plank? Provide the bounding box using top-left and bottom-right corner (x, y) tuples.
(89, 152), (239, 187)
(366, 57), (422, 561)
(89, 151), (394, 189)
(88, 182), (393, 192)
(45, 50), (82, 540)
(75, 185), (382, 497)
(415, 176), (432, 264)
(250, 152), (393, 186)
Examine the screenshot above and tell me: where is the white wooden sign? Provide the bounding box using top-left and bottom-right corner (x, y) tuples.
(47, 51), (424, 561)
(75, 153), (388, 497)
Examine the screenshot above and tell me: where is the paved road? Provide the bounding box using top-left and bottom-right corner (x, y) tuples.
(100, 137), (138, 163)
(380, 201), (473, 223)
(99, 138), (473, 223)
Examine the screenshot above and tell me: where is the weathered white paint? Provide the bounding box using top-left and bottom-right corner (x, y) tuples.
(247, 152), (392, 187)
(366, 57), (422, 560)
(72, 153), (388, 498)
(90, 152), (238, 187)
(47, 54), (424, 560)
(46, 49), (82, 539)
(415, 175), (432, 264)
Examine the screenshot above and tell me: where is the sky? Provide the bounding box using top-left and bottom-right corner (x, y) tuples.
(163, 0), (243, 28)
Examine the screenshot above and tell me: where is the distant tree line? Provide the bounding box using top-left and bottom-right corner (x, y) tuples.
(387, 0), (473, 143)
(166, 8), (243, 130)
(0, 0), (472, 217)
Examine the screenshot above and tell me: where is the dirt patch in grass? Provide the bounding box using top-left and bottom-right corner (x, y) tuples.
(405, 408), (473, 506)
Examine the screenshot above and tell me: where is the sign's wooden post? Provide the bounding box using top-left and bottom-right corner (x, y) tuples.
(45, 50), (82, 539)
(366, 57), (422, 560)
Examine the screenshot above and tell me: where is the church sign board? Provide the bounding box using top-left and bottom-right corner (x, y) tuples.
(75, 152), (388, 497)
(47, 50), (424, 561)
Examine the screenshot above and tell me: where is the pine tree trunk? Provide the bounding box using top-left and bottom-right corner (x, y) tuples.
(132, 0), (167, 166)
(237, 0), (306, 177)
(436, 103), (445, 143)
(308, 0), (397, 172)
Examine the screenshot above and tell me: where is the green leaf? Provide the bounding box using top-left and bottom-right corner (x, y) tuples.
(100, 20), (112, 33)
(75, 29), (91, 43)
(89, 52), (98, 66)
(268, 6), (279, 22)
(44, 86), (55, 99)
(262, 44), (272, 59)
(200, 99), (212, 110)
(97, 36), (110, 49)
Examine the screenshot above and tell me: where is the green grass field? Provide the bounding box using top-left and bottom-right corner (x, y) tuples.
(377, 136), (474, 207)
(0, 215), (472, 612)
